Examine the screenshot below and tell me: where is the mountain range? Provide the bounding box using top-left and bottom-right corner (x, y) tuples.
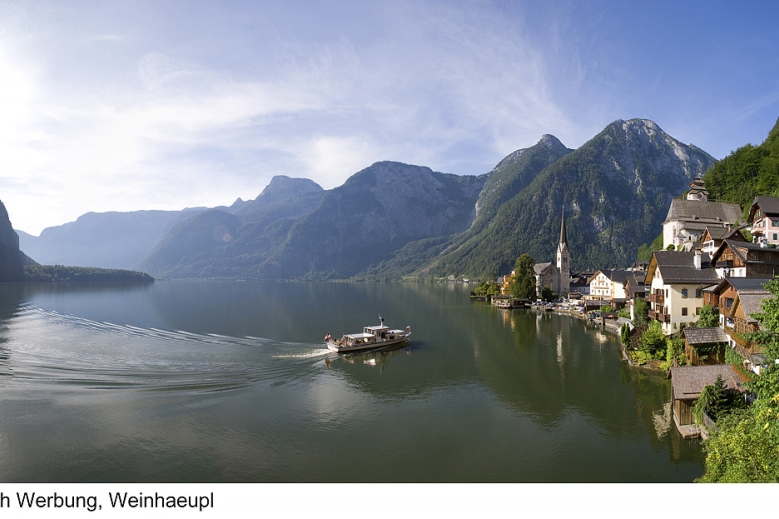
(14, 118), (718, 281)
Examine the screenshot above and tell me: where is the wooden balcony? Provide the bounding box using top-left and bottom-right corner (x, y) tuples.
(648, 310), (670, 323)
(648, 293), (664, 304)
(725, 328), (763, 357)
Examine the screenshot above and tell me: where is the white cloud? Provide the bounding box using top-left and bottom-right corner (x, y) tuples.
(1, 1), (584, 234)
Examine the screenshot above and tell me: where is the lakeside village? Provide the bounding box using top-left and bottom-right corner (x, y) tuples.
(471, 177), (779, 441)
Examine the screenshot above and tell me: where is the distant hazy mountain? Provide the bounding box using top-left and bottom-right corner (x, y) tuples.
(0, 200), (24, 282)
(253, 162), (486, 279)
(137, 163), (485, 279)
(134, 175), (327, 278)
(17, 209), (206, 269)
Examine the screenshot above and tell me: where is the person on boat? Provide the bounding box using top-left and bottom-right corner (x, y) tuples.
(324, 332), (331, 342)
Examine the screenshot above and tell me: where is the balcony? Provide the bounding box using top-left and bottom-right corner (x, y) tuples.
(648, 310), (670, 323)
(648, 293), (664, 304)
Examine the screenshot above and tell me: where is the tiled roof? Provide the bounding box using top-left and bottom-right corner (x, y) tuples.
(534, 262), (554, 275)
(654, 251), (695, 267)
(670, 365), (744, 400)
(609, 270), (631, 283)
(660, 267), (718, 283)
(682, 327), (729, 345)
(703, 226), (732, 240)
(739, 294), (769, 321)
(649, 251), (717, 284)
(751, 195), (779, 216)
(719, 240), (779, 265)
(727, 277), (773, 293)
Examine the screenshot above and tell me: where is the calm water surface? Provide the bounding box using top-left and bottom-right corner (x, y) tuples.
(0, 281), (704, 482)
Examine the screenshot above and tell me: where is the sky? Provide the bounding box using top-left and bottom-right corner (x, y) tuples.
(2, 0), (779, 235)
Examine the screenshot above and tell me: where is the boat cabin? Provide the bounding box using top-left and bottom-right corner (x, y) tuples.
(341, 326), (405, 346)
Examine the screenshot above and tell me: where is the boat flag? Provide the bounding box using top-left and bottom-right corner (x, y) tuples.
(406, 326), (410, 331)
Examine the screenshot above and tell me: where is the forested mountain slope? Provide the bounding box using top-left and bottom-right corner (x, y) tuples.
(373, 119), (715, 279)
(702, 116), (779, 216)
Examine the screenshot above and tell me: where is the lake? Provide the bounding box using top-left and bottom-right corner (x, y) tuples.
(0, 281), (704, 482)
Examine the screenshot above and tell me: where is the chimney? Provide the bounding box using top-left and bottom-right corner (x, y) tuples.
(694, 250), (702, 270)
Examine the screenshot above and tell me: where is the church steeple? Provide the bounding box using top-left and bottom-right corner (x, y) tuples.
(559, 209), (568, 249)
(556, 208), (570, 297)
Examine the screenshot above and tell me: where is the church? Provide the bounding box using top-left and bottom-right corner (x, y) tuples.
(533, 210), (570, 298)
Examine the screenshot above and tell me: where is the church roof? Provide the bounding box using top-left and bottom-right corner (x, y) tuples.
(534, 262), (555, 275)
(663, 199), (743, 226)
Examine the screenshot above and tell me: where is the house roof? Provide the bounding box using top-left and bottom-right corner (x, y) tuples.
(608, 270), (631, 284)
(702, 225), (743, 242)
(625, 273), (647, 298)
(681, 327), (729, 345)
(711, 239), (779, 266)
(670, 365), (744, 400)
(727, 277), (773, 293)
(736, 294), (769, 322)
(647, 251), (718, 284)
(708, 276), (772, 296)
(664, 199), (743, 226)
(587, 269), (611, 283)
(749, 195), (779, 222)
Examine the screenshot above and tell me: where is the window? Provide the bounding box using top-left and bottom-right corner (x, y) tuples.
(696, 307), (701, 315)
(682, 307), (688, 316)
(695, 289), (702, 298)
(681, 288), (688, 298)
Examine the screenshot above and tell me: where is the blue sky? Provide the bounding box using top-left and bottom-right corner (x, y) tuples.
(2, 0), (778, 235)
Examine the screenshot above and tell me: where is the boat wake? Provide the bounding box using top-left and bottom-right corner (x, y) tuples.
(1, 306), (330, 394)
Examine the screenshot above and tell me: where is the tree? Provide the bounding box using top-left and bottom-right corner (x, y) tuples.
(696, 304), (719, 328)
(693, 375), (732, 423)
(509, 254), (536, 299)
(620, 323), (631, 345)
(698, 277), (779, 482)
(540, 285), (557, 301)
(744, 278), (779, 399)
(698, 394), (779, 482)
(638, 320), (666, 356)
(637, 232), (663, 262)
(632, 298), (649, 326)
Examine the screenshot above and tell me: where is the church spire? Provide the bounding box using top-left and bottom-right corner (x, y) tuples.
(559, 208), (567, 247)
(557, 207), (570, 297)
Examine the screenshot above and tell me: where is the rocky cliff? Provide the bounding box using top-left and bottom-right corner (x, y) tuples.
(0, 201), (25, 282)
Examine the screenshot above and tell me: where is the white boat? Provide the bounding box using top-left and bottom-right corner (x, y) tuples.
(325, 317), (411, 353)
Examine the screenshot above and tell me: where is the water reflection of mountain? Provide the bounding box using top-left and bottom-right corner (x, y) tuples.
(0, 284), (26, 375)
(469, 307), (704, 464)
(471, 310), (657, 431)
(0, 284), (24, 321)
